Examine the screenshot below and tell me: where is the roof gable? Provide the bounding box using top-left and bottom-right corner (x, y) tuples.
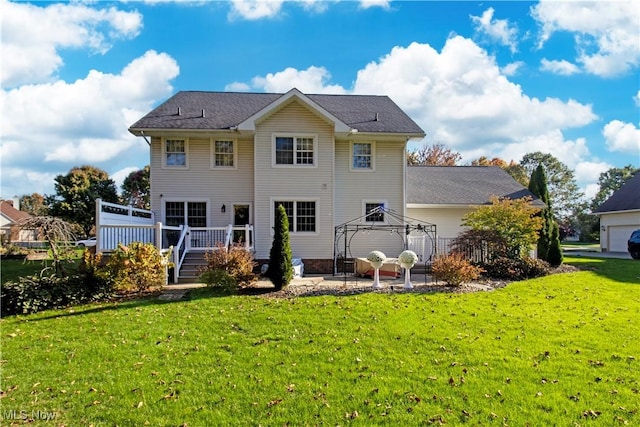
(237, 88), (351, 133)
(0, 201), (31, 223)
(594, 172), (640, 213)
(407, 166), (544, 207)
(129, 89), (425, 137)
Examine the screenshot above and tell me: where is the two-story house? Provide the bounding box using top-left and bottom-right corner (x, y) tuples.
(128, 88), (425, 273)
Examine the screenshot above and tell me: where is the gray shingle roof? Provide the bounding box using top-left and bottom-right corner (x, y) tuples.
(407, 166), (544, 206)
(129, 91), (424, 135)
(593, 172), (640, 213)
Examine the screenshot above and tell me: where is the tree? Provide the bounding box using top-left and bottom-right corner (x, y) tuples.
(590, 165), (638, 211)
(407, 143), (461, 165)
(121, 165), (150, 209)
(520, 152), (584, 221)
(18, 193), (49, 216)
(462, 196), (543, 259)
(469, 157), (529, 186)
(546, 221), (564, 267)
(267, 204), (293, 290)
(470, 156), (508, 167)
(528, 164), (555, 261)
(15, 216), (81, 276)
(48, 165), (119, 236)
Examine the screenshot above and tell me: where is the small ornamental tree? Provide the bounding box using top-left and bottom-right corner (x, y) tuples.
(528, 164), (555, 261)
(546, 221), (564, 267)
(462, 196), (543, 259)
(267, 204), (293, 290)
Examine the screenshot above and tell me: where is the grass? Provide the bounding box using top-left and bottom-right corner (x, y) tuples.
(1, 257), (638, 425)
(1, 250), (84, 284)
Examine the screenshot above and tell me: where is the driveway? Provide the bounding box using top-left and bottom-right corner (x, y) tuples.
(563, 249), (633, 260)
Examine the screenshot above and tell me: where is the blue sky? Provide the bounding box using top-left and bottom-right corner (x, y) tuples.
(1, 0), (639, 202)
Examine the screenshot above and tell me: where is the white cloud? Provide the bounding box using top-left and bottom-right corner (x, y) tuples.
(634, 91), (640, 107)
(0, 0), (143, 88)
(1, 50), (179, 197)
(236, 66), (348, 94)
(540, 58), (580, 76)
(352, 38), (596, 149)
(470, 7), (518, 53)
(532, 0), (640, 77)
(359, 0), (391, 10)
(228, 0), (284, 20)
(501, 61), (524, 76)
(603, 120), (640, 154)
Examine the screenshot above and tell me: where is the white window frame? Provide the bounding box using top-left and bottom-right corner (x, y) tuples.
(363, 200), (387, 224)
(162, 138), (189, 169)
(350, 141), (375, 172)
(162, 198), (210, 227)
(211, 139), (237, 169)
(271, 198), (319, 235)
(272, 133), (318, 168)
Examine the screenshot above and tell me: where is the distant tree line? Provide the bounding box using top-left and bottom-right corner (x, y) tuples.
(407, 143), (638, 242)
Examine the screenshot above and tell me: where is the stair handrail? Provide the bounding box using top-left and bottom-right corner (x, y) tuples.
(224, 224), (234, 249)
(173, 225), (190, 282)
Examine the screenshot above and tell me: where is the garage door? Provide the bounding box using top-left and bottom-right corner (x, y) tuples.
(608, 226), (637, 252)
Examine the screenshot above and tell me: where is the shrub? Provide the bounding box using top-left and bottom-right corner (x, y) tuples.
(103, 242), (168, 293)
(1, 269), (113, 316)
(482, 256), (551, 280)
(267, 204), (293, 290)
(451, 229), (509, 263)
(432, 252), (484, 286)
(200, 243), (257, 292)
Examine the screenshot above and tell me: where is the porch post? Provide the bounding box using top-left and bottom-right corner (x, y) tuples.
(245, 224), (251, 249)
(155, 222), (163, 251)
(95, 198), (102, 252)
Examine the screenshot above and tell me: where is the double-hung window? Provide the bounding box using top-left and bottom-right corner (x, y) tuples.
(364, 201), (386, 223)
(274, 200), (317, 233)
(165, 139), (188, 167)
(213, 140), (236, 168)
(274, 135), (316, 166)
(351, 142), (374, 171)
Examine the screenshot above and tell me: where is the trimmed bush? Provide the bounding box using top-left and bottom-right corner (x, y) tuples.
(482, 256), (551, 280)
(200, 243), (257, 292)
(432, 252), (484, 286)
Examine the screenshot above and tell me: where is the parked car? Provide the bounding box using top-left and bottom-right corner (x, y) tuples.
(75, 237), (97, 247)
(628, 229), (640, 259)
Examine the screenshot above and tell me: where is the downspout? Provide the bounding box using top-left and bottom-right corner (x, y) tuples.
(140, 130), (151, 146)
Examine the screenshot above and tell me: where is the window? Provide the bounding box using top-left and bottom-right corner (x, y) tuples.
(274, 135), (316, 166)
(364, 201), (386, 223)
(352, 142), (374, 170)
(165, 201), (207, 227)
(274, 200), (316, 233)
(165, 139), (187, 167)
(213, 140), (235, 168)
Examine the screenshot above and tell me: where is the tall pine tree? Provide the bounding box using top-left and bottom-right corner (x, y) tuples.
(528, 164), (559, 263)
(267, 204), (293, 290)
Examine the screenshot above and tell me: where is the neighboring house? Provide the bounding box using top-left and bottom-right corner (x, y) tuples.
(0, 200), (35, 244)
(593, 172), (640, 253)
(407, 166), (545, 250)
(129, 88), (425, 273)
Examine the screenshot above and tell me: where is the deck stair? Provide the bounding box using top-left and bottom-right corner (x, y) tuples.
(176, 251), (208, 283)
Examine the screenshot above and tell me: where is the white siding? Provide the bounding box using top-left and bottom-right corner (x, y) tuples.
(150, 135), (254, 227)
(599, 211), (640, 252)
(335, 138), (406, 258)
(406, 207), (473, 239)
(253, 100), (334, 259)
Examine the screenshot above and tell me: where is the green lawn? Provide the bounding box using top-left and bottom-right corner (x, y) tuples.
(1, 257), (638, 425)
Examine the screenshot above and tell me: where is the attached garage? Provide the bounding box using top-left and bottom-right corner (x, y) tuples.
(593, 173), (640, 253)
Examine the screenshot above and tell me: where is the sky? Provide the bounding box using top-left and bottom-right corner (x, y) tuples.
(1, 0), (639, 203)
